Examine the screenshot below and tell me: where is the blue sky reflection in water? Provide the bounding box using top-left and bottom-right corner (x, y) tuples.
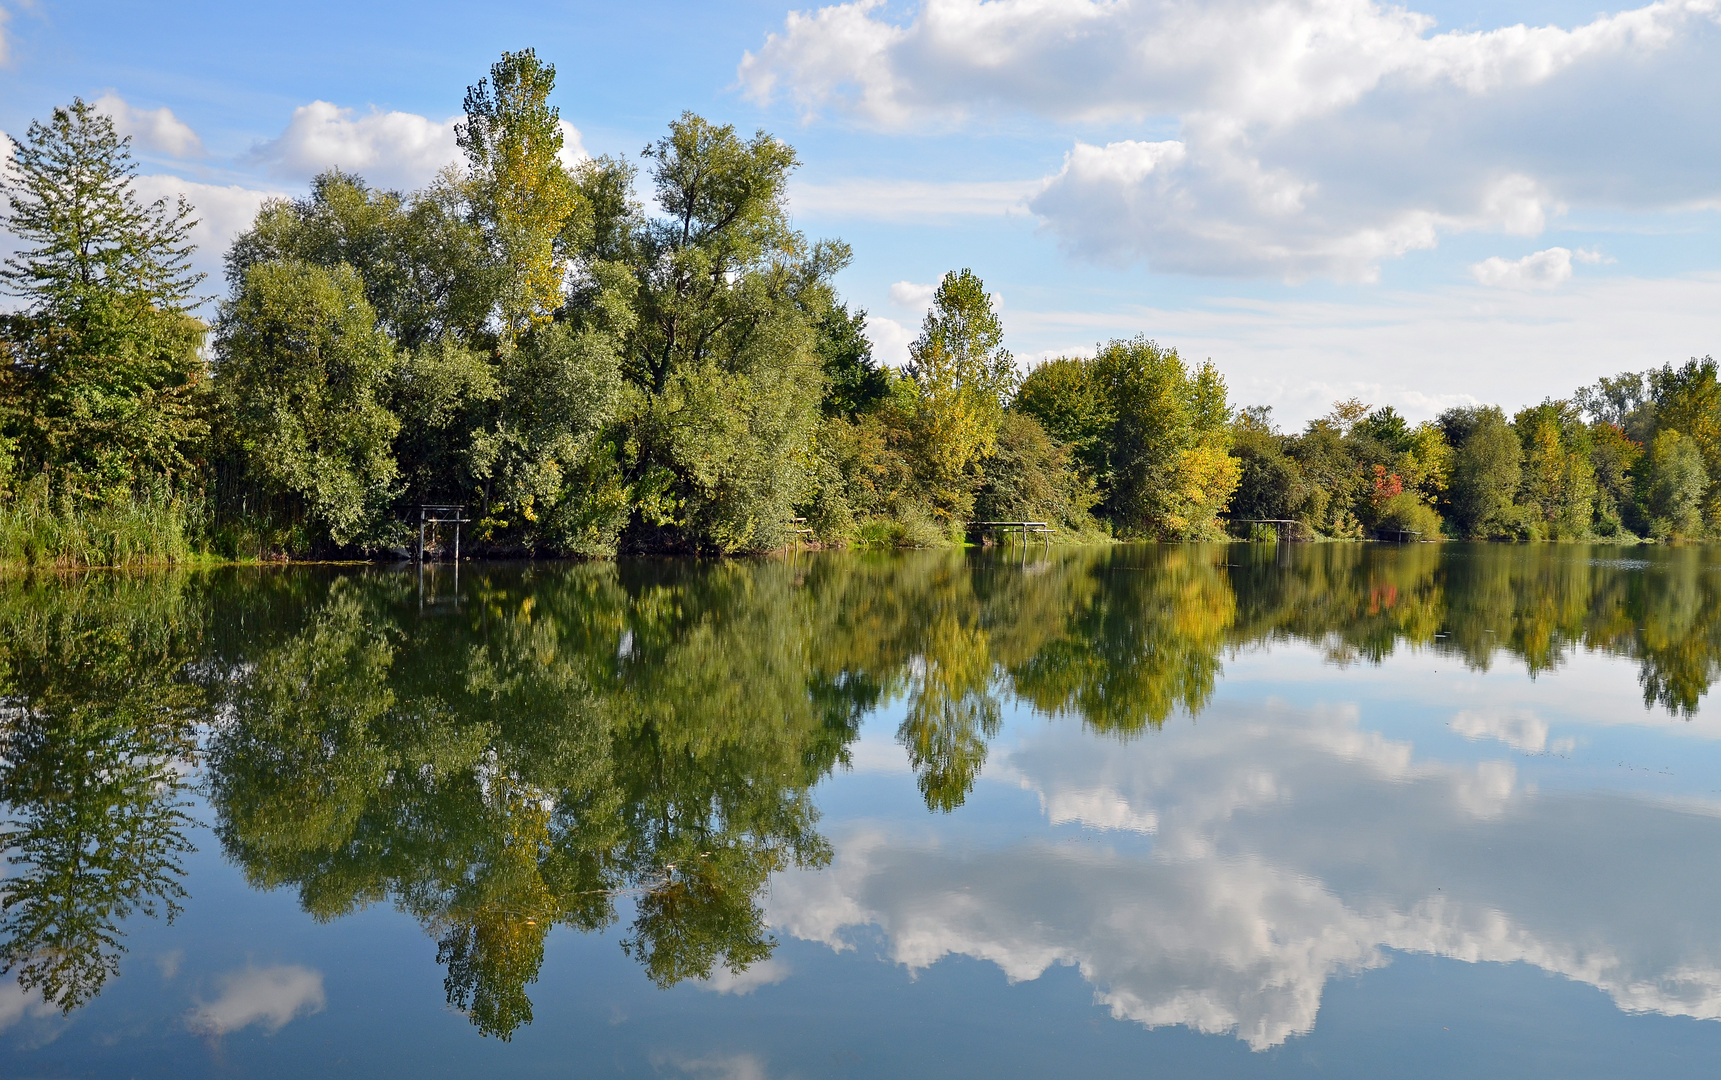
(7, 545), (1721, 1076)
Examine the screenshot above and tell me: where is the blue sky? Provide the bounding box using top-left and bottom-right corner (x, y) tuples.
(3, 0), (1719, 424)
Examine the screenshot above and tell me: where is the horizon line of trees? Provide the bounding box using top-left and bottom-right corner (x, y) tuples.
(1, 49), (1716, 561)
(1214, 361), (1721, 544)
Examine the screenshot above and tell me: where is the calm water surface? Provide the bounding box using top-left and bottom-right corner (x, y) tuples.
(5, 544), (1721, 1077)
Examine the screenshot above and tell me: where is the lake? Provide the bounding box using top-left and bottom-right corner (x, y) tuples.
(5, 543), (1721, 1077)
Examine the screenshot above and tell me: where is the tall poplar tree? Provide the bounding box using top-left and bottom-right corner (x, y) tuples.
(457, 49), (579, 343)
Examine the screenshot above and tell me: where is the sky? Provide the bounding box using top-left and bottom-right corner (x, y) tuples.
(3, 0), (1720, 425)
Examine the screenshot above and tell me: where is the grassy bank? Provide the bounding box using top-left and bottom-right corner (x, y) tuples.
(0, 479), (212, 569)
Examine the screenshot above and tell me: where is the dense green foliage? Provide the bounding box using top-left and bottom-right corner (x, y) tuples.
(1193, 355), (1721, 543)
(0, 99), (208, 507)
(214, 260), (401, 546)
(1017, 336), (1236, 539)
(3, 56), (1719, 560)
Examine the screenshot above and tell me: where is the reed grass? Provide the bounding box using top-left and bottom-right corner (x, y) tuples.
(0, 476), (205, 569)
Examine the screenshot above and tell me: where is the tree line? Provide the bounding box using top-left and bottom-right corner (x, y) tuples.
(1216, 367), (1721, 542)
(1, 49), (1716, 561)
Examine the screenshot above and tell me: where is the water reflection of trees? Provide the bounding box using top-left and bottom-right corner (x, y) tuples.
(0, 575), (207, 1012)
(880, 543), (1721, 803)
(10, 544), (1721, 1030)
(207, 564), (858, 1038)
(1007, 546), (1233, 735)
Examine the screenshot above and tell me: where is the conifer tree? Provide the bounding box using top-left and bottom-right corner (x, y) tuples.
(2, 100), (202, 318)
(0, 98), (207, 497)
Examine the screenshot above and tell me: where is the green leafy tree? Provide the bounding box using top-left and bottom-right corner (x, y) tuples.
(390, 338), (501, 506)
(1514, 400), (1596, 540)
(972, 412), (1100, 534)
(817, 302), (889, 419)
(1441, 406), (1522, 538)
(1588, 421), (1643, 536)
(1576, 371), (1655, 443)
(224, 164), (623, 552)
(1, 100), (201, 318)
(0, 98), (208, 498)
(1091, 336), (1237, 539)
(1286, 413), (1360, 536)
(1353, 406), (1413, 453)
(570, 113), (837, 552)
(1015, 355), (1111, 479)
(1645, 429), (1707, 540)
(214, 260), (400, 548)
(469, 324), (628, 555)
(224, 169), (500, 351)
(1648, 357), (1721, 524)
(1227, 406), (1308, 526)
(1013, 341), (1237, 539)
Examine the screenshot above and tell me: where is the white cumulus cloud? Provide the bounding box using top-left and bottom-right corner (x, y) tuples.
(742, 0), (1718, 130)
(186, 964), (326, 1036)
(1470, 245), (1606, 288)
(93, 93), (203, 158)
(864, 312), (917, 367)
(887, 279), (937, 311)
(250, 101), (587, 191)
(769, 698), (1721, 1050)
(0, 981), (54, 1031)
(859, 280), (942, 366)
(249, 101), (459, 190)
(743, 0), (1716, 128)
(1451, 706), (1578, 754)
(130, 174), (286, 295)
(743, 0), (1721, 279)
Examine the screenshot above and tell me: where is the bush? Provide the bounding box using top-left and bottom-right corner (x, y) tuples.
(1373, 491), (1441, 540)
(852, 506), (948, 549)
(973, 413), (1099, 535)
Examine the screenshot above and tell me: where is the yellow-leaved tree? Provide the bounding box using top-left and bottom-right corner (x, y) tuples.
(904, 269), (1018, 522)
(457, 49), (579, 344)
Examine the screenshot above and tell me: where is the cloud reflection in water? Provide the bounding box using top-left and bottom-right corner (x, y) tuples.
(771, 700), (1721, 1049)
(186, 964), (326, 1036)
